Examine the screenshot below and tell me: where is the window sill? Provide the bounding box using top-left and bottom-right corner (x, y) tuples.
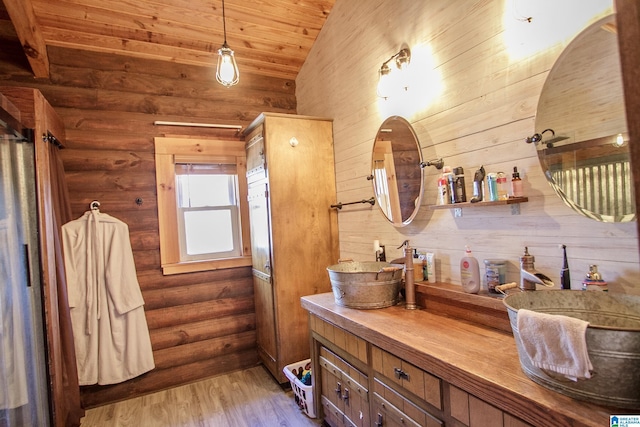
(161, 256), (252, 275)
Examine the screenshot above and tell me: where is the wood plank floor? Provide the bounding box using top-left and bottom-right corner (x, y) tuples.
(80, 366), (324, 426)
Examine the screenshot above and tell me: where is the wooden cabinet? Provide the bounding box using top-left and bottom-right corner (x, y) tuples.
(308, 310), (543, 427)
(244, 113), (339, 383)
(311, 314), (444, 427)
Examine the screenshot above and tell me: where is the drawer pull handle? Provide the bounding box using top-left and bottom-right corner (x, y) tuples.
(375, 413), (383, 427)
(335, 381), (341, 396)
(394, 367), (410, 381)
(342, 388), (349, 404)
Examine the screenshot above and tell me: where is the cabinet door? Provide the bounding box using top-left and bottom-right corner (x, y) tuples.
(248, 183), (277, 372)
(253, 274), (277, 372)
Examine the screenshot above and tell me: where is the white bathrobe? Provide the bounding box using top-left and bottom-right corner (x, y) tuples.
(62, 210), (154, 386)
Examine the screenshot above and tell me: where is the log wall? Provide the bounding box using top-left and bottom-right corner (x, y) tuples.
(0, 13), (296, 405)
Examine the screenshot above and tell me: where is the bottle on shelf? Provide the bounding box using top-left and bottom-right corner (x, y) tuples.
(460, 246), (480, 293)
(496, 171), (508, 200)
(437, 166), (452, 205)
(511, 166), (523, 197)
(487, 173), (498, 201)
(455, 167), (467, 202)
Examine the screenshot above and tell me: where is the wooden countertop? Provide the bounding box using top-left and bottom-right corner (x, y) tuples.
(301, 292), (622, 427)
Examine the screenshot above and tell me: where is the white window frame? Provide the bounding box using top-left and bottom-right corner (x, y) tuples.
(154, 137), (251, 275)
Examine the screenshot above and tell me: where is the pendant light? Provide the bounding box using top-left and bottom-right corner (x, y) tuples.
(216, 0), (239, 87)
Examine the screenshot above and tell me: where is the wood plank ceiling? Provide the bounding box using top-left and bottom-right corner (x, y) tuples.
(1, 0), (336, 81)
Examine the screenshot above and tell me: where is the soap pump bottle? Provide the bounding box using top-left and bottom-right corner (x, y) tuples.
(460, 246), (480, 294)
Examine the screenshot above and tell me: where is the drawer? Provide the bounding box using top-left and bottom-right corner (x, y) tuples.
(372, 345), (442, 410)
(373, 381), (443, 427)
(319, 351), (368, 403)
(311, 314), (368, 364)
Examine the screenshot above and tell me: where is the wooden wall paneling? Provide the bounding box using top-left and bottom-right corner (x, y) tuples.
(152, 331), (257, 370)
(151, 312), (255, 350)
(296, 0), (639, 295)
(142, 277), (254, 311)
(144, 295), (256, 330)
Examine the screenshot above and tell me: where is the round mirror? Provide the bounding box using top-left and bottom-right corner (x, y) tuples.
(371, 116), (424, 226)
(534, 14), (635, 222)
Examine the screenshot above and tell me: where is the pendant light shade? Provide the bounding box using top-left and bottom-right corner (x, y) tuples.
(216, 0), (239, 87)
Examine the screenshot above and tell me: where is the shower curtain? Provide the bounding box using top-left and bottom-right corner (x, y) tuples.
(0, 141), (30, 411)
(0, 135), (47, 425)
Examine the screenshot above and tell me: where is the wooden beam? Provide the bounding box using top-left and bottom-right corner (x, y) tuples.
(2, 0), (50, 78)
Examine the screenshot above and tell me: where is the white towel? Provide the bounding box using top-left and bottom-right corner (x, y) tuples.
(516, 308), (593, 381)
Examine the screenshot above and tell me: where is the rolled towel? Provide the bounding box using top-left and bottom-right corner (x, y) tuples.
(517, 308), (593, 381)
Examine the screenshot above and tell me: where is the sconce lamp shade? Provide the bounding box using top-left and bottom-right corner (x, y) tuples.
(217, 42), (239, 87)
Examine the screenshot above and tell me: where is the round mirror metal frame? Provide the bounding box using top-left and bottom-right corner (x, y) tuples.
(371, 116), (424, 226)
(534, 14), (635, 222)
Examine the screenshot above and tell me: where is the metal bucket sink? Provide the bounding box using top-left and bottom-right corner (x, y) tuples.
(503, 291), (640, 409)
(326, 261), (403, 309)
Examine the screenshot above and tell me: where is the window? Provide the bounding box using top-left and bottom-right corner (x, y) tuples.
(154, 137), (251, 275)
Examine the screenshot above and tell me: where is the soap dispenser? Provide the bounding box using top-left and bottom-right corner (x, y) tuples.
(519, 247), (536, 290)
(460, 246), (480, 293)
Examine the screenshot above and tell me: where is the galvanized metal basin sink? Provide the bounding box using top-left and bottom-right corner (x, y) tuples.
(326, 261), (404, 309)
(503, 291), (640, 409)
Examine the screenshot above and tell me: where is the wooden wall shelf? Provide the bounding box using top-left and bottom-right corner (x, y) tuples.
(428, 197), (528, 216)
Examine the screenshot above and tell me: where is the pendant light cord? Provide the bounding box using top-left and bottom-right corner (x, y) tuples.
(222, 0), (228, 44)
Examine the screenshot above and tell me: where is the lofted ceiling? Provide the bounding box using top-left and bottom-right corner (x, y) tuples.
(0, 0), (336, 82)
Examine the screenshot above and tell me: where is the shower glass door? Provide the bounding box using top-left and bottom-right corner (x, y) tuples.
(0, 133), (50, 426)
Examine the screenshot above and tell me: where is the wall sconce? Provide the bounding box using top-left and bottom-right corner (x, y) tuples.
(216, 0), (239, 87)
(377, 48), (411, 99)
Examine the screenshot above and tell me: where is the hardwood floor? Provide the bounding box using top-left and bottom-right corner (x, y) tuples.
(80, 366), (323, 427)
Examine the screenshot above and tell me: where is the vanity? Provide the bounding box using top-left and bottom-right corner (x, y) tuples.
(301, 289), (619, 427)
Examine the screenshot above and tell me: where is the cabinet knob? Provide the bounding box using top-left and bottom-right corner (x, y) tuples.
(335, 381), (341, 396)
